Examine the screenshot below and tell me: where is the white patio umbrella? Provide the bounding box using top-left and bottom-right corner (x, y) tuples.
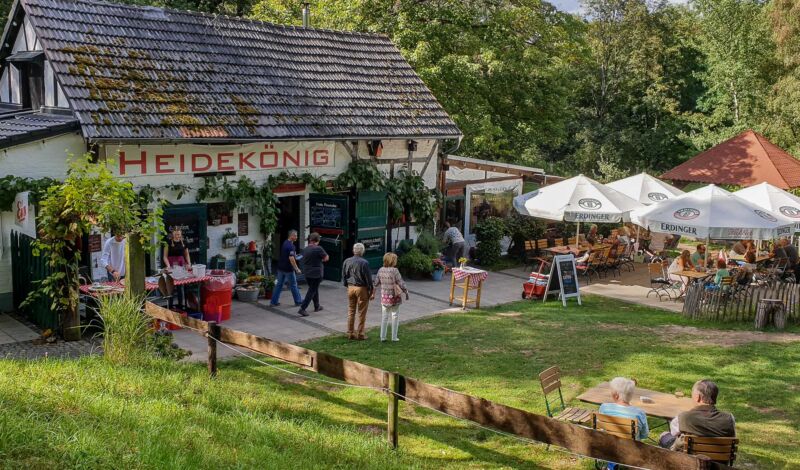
(606, 172), (685, 249)
(606, 172), (684, 205)
(630, 185), (794, 243)
(513, 174), (644, 238)
(734, 182), (800, 231)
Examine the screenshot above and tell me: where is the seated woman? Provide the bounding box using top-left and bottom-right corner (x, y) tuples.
(598, 377), (649, 441)
(668, 250), (694, 284)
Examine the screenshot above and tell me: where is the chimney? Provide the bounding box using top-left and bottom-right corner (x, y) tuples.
(302, 3), (310, 28)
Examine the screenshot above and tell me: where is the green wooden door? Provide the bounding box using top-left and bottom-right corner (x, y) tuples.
(10, 231), (57, 330)
(163, 204), (208, 265)
(309, 193), (349, 282)
(356, 191), (388, 270)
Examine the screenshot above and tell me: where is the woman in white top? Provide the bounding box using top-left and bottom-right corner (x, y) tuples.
(668, 250), (694, 284)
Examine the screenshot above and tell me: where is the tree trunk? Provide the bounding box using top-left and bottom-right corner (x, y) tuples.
(126, 235), (146, 297)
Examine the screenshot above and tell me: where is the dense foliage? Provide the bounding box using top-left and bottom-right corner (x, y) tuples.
(28, 156), (164, 338)
(474, 216), (506, 266)
(242, 0), (800, 178)
(396, 246), (434, 277)
(61, 0), (800, 177)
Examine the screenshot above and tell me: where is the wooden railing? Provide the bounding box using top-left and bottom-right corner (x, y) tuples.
(683, 281), (799, 323)
(145, 302), (733, 470)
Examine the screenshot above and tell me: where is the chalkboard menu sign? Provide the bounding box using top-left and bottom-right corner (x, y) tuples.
(309, 195), (348, 235)
(88, 234), (102, 253)
(544, 254), (582, 307)
(238, 212), (249, 236)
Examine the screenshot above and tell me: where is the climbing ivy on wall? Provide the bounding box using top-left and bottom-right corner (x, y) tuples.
(0, 175), (59, 211)
(195, 171), (329, 238)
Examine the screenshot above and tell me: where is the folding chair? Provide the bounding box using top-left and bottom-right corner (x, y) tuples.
(592, 413), (638, 469)
(647, 263), (673, 300)
(576, 251), (600, 285)
(684, 435), (738, 466)
(538, 366), (592, 424)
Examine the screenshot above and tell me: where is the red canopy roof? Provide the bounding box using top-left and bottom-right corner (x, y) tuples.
(661, 130), (800, 189)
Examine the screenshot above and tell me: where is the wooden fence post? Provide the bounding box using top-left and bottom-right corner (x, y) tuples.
(387, 372), (400, 449)
(207, 321), (219, 378)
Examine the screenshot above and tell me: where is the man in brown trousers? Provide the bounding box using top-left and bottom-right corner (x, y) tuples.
(342, 243), (373, 340)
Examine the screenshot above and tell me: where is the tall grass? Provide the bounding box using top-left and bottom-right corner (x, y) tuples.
(96, 292), (152, 364)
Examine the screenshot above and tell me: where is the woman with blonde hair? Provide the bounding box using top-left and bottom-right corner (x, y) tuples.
(373, 252), (409, 342)
(668, 249), (694, 284)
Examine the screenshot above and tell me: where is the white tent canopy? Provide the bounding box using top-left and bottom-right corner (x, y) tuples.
(606, 172), (684, 205)
(630, 185), (794, 240)
(513, 174), (644, 223)
(734, 182), (800, 231)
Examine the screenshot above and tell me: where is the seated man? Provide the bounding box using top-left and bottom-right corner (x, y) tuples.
(690, 244), (706, 267)
(659, 379), (736, 450)
(599, 377), (649, 441)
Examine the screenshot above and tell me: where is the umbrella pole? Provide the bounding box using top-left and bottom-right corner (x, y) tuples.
(705, 235), (710, 268)
(576, 221), (581, 243)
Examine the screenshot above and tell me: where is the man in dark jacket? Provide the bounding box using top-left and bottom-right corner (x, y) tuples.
(342, 243), (373, 340)
(659, 379), (736, 450)
(298, 232), (329, 317)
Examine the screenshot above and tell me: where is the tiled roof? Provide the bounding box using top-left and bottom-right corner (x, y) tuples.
(20, 0), (461, 141)
(0, 111), (79, 148)
(661, 130), (800, 189)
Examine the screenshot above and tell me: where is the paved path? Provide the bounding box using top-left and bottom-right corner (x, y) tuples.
(173, 267), (532, 361)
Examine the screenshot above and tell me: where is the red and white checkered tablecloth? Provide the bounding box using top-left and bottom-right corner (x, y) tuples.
(452, 267), (488, 287)
(79, 275), (211, 297)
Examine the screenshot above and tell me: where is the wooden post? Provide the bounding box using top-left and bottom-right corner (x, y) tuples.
(126, 235), (146, 297)
(207, 321), (219, 378)
(387, 372), (400, 449)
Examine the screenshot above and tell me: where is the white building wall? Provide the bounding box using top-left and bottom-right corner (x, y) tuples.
(100, 138), (442, 267)
(0, 132), (87, 310)
(0, 136), (442, 309)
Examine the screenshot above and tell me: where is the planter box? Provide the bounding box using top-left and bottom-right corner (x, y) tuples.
(236, 287), (259, 302)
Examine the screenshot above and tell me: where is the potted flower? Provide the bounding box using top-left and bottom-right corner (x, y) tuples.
(262, 275), (276, 299)
(431, 257), (446, 281)
(222, 228), (238, 249)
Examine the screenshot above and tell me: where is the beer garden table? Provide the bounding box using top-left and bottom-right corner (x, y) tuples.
(577, 381), (696, 422)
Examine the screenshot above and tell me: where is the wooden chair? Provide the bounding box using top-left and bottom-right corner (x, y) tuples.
(554, 238), (564, 247)
(568, 236), (577, 246)
(538, 366), (592, 424)
(684, 435), (738, 466)
(592, 412), (637, 440)
(524, 240), (538, 268)
(591, 413), (638, 469)
(576, 251), (599, 284)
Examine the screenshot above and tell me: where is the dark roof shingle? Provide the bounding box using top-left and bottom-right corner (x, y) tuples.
(0, 112), (79, 148)
(20, 0), (461, 141)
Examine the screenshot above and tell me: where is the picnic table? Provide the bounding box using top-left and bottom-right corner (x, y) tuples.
(577, 381), (695, 421)
(449, 267), (487, 309)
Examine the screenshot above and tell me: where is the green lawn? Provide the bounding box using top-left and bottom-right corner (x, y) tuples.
(1, 295), (798, 469)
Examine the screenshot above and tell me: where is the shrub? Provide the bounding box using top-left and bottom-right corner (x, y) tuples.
(475, 217), (506, 266)
(396, 239), (415, 256)
(97, 292), (152, 364)
(414, 231), (441, 256)
(397, 247), (434, 277)
(505, 213), (545, 257)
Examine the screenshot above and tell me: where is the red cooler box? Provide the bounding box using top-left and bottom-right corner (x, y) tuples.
(202, 270), (235, 322)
